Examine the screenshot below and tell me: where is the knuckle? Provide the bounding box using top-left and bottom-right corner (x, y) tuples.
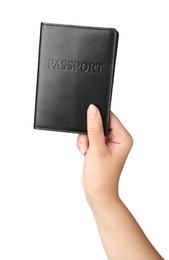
(124, 133), (134, 150)
(88, 125), (103, 136)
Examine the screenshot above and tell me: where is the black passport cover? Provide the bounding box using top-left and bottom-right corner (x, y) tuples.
(34, 22), (119, 135)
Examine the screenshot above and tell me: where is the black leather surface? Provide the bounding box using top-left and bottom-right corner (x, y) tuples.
(34, 22), (119, 135)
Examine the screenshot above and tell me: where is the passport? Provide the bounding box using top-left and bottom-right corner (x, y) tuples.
(34, 22), (119, 135)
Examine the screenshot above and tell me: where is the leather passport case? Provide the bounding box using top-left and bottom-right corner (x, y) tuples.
(34, 22), (119, 135)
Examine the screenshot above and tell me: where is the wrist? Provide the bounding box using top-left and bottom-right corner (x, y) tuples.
(87, 192), (121, 215)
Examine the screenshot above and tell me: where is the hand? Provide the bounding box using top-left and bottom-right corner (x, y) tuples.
(77, 105), (163, 259)
(77, 104), (133, 209)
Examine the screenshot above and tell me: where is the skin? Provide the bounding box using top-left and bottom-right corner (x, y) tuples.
(77, 104), (163, 260)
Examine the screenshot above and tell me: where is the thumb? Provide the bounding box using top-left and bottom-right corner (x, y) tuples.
(87, 105), (106, 154)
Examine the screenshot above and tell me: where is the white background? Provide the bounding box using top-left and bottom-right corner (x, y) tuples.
(0, 0), (169, 259)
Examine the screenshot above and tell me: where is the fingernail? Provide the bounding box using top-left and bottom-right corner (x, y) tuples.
(79, 143), (86, 155)
(88, 104), (97, 119)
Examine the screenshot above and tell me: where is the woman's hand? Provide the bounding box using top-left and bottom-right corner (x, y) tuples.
(77, 104), (133, 209)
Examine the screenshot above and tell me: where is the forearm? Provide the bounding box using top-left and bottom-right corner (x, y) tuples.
(91, 197), (163, 260)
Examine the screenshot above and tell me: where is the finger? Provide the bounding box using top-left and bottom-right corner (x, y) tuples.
(87, 104), (106, 154)
(108, 112), (133, 148)
(77, 134), (89, 155)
